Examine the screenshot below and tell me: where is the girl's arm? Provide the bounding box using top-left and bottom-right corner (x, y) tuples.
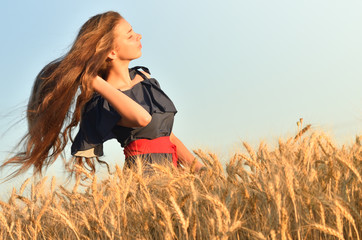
(92, 76), (152, 127)
(170, 133), (204, 172)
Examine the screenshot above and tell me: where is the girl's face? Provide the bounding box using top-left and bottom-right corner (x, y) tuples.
(112, 19), (142, 61)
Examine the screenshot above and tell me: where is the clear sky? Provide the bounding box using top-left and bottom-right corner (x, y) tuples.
(1, 0), (361, 193)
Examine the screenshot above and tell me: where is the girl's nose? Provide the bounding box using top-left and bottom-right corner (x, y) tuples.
(137, 33), (142, 40)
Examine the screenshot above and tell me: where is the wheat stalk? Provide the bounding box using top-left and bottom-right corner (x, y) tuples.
(0, 211), (10, 237)
(335, 199), (360, 240)
(169, 195), (188, 237)
(155, 201), (175, 239)
(50, 207), (80, 240)
(310, 223), (345, 240)
(336, 155), (362, 183)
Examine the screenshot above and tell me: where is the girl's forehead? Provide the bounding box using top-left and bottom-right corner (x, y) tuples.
(115, 19), (132, 35)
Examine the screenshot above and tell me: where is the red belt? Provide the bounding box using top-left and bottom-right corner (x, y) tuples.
(124, 136), (178, 167)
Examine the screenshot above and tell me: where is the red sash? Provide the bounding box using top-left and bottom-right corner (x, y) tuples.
(124, 136), (178, 167)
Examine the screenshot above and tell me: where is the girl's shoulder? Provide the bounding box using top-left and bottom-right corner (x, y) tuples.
(129, 66), (152, 80)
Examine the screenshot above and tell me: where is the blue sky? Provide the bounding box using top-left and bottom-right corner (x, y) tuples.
(1, 0), (362, 192)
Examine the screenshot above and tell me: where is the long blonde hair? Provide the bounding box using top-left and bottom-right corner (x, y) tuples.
(2, 11), (123, 178)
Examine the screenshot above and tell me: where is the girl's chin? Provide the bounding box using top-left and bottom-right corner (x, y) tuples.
(134, 52), (142, 59)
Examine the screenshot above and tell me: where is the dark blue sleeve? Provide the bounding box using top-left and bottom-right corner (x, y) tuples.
(71, 93), (121, 156)
(85, 93), (121, 140)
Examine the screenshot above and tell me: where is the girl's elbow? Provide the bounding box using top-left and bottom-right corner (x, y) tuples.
(138, 115), (152, 127)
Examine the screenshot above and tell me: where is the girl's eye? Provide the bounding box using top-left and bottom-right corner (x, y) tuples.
(128, 33), (135, 39)
(127, 29), (134, 39)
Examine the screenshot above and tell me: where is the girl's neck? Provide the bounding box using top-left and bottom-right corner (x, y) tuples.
(106, 60), (132, 90)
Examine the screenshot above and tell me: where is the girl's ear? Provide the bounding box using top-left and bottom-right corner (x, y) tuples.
(107, 50), (117, 60)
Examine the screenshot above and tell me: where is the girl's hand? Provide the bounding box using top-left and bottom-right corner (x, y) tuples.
(170, 133), (205, 172)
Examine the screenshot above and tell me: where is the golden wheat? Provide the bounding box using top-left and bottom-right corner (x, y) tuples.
(0, 130), (361, 239)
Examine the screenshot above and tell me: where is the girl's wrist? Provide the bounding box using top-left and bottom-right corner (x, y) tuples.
(194, 161), (205, 172)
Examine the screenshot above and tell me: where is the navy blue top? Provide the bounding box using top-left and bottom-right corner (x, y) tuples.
(71, 66), (177, 157)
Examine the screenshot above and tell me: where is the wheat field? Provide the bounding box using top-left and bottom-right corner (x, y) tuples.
(0, 130), (361, 239)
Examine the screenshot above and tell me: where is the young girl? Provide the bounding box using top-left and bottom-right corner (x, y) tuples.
(2, 11), (203, 177)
